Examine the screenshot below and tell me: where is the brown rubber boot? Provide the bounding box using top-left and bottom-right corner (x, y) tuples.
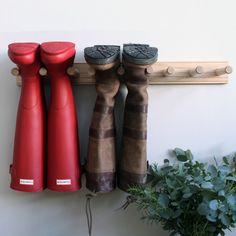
(84, 45), (120, 193)
(118, 44), (158, 192)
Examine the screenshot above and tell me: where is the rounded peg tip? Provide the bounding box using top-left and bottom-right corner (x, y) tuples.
(146, 66), (154, 74)
(225, 66), (233, 74)
(165, 66), (175, 75)
(162, 66), (175, 76)
(117, 66), (125, 76)
(11, 67), (20, 76)
(67, 67), (74, 76)
(87, 67), (96, 76)
(39, 67), (47, 76)
(195, 66), (204, 74)
(189, 66), (204, 76)
(67, 66), (80, 76)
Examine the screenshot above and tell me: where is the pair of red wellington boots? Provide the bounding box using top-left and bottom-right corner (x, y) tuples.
(9, 42), (81, 192)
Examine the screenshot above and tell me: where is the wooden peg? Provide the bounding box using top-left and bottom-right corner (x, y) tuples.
(67, 66), (80, 77)
(215, 66), (232, 76)
(16, 76), (22, 86)
(87, 67), (96, 76)
(163, 66), (175, 76)
(189, 66), (204, 77)
(117, 66), (125, 76)
(39, 67), (47, 76)
(11, 67), (20, 76)
(146, 66), (154, 74)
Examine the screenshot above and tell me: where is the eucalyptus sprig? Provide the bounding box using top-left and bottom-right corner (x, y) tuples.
(128, 148), (236, 236)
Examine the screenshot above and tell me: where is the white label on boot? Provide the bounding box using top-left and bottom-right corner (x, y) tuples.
(56, 179), (71, 185)
(20, 179), (34, 185)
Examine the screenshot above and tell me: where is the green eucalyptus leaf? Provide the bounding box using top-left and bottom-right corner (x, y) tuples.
(161, 166), (173, 173)
(232, 214), (236, 222)
(186, 149), (193, 161)
(194, 175), (204, 183)
(205, 175), (212, 181)
(223, 156), (230, 165)
(183, 192), (193, 199)
(218, 190), (225, 197)
(219, 213), (230, 226)
(219, 203), (227, 212)
(159, 208), (173, 219)
(226, 176), (236, 182)
(226, 195), (236, 211)
(166, 178), (176, 189)
(178, 163), (186, 176)
(158, 194), (169, 208)
(212, 177), (226, 191)
(163, 159), (169, 165)
(208, 165), (218, 178)
(184, 162), (191, 167)
(202, 189), (216, 200)
(219, 165), (231, 175)
(226, 195), (236, 206)
(172, 209), (183, 219)
(198, 203), (209, 216)
(230, 204), (236, 211)
(170, 202), (178, 207)
(209, 209), (218, 217)
(185, 175), (193, 182)
(206, 210), (218, 222)
(207, 213), (217, 222)
(201, 182), (213, 189)
(170, 191), (178, 200)
(174, 148), (188, 162)
(209, 200), (219, 210)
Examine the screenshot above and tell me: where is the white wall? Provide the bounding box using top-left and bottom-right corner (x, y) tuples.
(1, 0), (236, 235)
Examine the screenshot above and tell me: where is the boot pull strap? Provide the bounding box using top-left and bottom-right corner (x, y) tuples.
(85, 193), (96, 236)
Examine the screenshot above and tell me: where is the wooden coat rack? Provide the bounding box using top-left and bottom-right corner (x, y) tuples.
(11, 61), (232, 86)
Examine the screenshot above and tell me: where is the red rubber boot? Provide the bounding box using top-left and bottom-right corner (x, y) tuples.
(8, 43), (46, 192)
(40, 42), (81, 191)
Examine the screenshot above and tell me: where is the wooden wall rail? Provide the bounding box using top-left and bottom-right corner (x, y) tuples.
(12, 61), (232, 86)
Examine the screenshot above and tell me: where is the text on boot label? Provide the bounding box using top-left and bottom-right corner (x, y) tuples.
(56, 179), (71, 185)
(20, 179), (34, 185)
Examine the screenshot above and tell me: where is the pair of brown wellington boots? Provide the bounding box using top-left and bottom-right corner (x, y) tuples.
(84, 44), (158, 193)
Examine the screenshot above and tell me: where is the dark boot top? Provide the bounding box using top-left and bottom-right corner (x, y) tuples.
(123, 44), (158, 65)
(84, 45), (120, 65)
